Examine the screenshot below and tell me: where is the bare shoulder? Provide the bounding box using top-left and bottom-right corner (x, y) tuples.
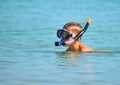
(80, 44), (94, 52)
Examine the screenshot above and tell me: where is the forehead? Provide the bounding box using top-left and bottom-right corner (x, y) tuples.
(64, 26), (82, 32)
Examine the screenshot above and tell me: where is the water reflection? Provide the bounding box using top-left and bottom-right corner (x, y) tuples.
(55, 51), (94, 83)
(55, 51), (81, 66)
(54, 51), (120, 85)
(55, 51), (94, 66)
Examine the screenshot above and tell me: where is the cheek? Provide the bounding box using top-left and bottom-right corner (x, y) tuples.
(64, 37), (73, 41)
(63, 43), (71, 47)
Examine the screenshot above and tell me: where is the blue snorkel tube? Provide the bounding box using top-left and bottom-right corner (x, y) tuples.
(55, 18), (92, 46)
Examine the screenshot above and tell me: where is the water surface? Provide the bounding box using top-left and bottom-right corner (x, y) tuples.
(0, 0), (120, 85)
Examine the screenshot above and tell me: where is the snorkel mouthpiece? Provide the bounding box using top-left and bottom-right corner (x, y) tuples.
(55, 39), (75, 46)
(55, 41), (65, 46)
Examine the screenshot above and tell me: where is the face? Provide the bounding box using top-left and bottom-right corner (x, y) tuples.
(63, 26), (82, 46)
(62, 28), (77, 46)
(56, 28), (74, 46)
(56, 26), (81, 46)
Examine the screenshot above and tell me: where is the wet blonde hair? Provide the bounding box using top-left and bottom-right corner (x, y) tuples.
(63, 22), (82, 34)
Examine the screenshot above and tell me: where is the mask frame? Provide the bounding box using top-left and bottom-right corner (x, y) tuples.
(57, 29), (72, 39)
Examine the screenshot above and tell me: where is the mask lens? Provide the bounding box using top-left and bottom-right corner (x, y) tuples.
(57, 30), (63, 38)
(57, 29), (72, 39)
(62, 31), (68, 39)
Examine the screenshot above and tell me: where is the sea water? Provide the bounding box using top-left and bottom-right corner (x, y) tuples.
(0, 0), (120, 85)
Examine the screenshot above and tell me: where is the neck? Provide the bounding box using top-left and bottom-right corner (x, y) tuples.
(68, 40), (82, 52)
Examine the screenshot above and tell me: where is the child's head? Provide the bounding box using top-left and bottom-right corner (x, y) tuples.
(61, 22), (83, 46)
(55, 19), (92, 47)
(63, 22), (82, 35)
(55, 22), (83, 46)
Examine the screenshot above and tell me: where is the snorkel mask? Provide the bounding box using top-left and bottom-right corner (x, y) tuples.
(55, 18), (92, 46)
(57, 29), (73, 39)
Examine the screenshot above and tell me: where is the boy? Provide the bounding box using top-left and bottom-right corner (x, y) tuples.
(55, 19), (94, 52)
